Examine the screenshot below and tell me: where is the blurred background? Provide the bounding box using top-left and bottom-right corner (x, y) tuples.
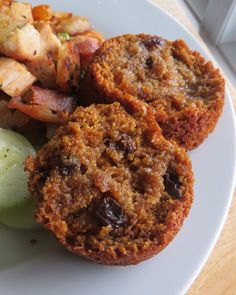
(178, 0), (236, 86)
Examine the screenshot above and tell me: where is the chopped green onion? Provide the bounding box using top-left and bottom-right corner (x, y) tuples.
(58, 32), (70, 42)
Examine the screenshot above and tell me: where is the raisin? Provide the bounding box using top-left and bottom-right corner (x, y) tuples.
(58, 164), (75, 176)
(36, 167), (49, 184)
(57, 154), (79, 176)
(163, 170), (181, 199)
(66, 235), (76, 246)
(80, 164), (87, 175)
(104, 138), (112, 147)
(116, 134), (136, 154)
(146, 57), (153, 69)
(95, 196), (127, 228)
(104, 138), (116, 150)
(143, 36), (164, 49)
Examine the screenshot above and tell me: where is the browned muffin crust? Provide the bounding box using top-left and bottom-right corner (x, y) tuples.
(26, 102), (194, 265)
(80, 34), (225, 150)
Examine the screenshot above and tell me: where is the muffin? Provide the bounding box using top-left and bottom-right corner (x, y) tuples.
(26, 102), (194, 265)
(80, 34), (225, 150)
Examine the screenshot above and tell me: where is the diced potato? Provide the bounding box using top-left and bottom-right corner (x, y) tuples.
(0, 15), (17, 43)
(56, 42), (81, 93)
(0, 23), (41, 61)
(32, 5), (52, 21)
(34, 21), (61, 59)
(26, 53), (57, 89)
(52, 11), (72, 20)
(80, 30), (105, 43)
(0, 57), (36, 97)
(55, 16), (91, 35)
(0, 2), (33, 41)
(10, 2), (33, 25)
(26, 22), (61, 89)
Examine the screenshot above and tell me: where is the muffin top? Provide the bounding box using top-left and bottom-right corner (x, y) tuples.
(82, 34), (224, 149)
(91, 34), (224, 114)
(26, 102), (194, 265)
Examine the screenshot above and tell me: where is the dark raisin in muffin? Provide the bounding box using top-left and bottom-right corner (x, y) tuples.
(26, 102), (194, 265)
(80, 34), (225, 150)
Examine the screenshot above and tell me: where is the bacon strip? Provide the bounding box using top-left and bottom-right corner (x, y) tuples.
(8, 86), (77, 123)
(0, 100), (29, 128)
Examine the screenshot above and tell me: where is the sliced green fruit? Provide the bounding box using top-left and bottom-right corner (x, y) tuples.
(0, 198), (40, 230)
(0, 128), (35, 211)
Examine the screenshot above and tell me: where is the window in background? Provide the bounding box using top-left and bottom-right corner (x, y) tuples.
(216, 3), (236, 74)
(182, 0), (236, 85)
(185, 0), (209, 21)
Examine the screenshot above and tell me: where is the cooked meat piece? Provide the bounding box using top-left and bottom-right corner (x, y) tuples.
(8, 86), (77, 123)
(72, 35), (101, 69)
(25, 22), (61, 89)
(80, 30), (105, 43)
(0, 23), (41, 61)
(34, 21), (61, 60)
(56, 41), (81, 93)
(8, 96), (60, 123)
(0, 57), (36, 97)
(55, 33), (103, 93)
(26, 103), (194, 265)
(26, 53), (57, 89)
(24, 86), (77, 113)
(0, 100), (29, 128)
(55, 16), (91, 36)
(52, 11), (72, 20)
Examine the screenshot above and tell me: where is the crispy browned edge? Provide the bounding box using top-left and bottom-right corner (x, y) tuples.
(26, 105), (194, 266)
(80, 34), (225, 150)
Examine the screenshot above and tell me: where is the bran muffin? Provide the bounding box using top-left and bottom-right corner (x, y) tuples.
(80, 34), (225, 150)
(26, 102), (194, 265)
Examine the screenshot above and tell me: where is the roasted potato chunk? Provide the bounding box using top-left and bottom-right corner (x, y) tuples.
(10, 2), (33, 25)
(26, 53), (57, 89)
(0, 57), (36, 97)
(55, 16), (91, 35)
(0, 23), (41, 61)
(56, 42), (81, 93)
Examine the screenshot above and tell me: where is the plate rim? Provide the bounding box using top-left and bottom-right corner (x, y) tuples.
(1, 1), (236, 294)
(147, 0), (236, 292)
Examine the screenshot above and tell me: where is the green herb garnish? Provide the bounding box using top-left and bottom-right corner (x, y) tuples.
(58, 32), (71, 42)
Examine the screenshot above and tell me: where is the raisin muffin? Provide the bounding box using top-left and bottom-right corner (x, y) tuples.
(26, 102), (194, 265)
(80, 34), (225, 150)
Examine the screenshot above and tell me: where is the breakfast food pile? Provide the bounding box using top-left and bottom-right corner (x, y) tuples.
(0, 1), (225, 265)
(0, 0), (104, 125)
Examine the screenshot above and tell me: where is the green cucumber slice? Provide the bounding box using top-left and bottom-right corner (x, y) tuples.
(0, 198), (40, 230)
(0, 128), (35, 210)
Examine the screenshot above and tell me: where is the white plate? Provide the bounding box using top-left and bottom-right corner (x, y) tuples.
(1, 1), (236, 294)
